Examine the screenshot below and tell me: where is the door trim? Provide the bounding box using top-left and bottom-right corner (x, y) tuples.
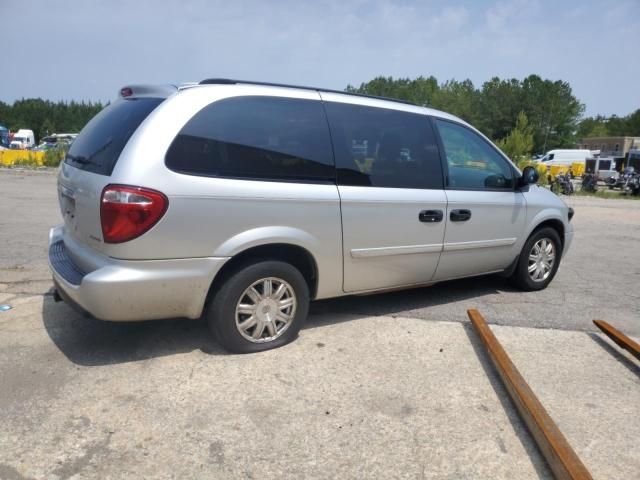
(442, 237), (516, 252)
(351, 243), (442, 258)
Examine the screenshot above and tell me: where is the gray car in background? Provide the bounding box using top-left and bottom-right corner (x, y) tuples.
(49, 79), (574, 353)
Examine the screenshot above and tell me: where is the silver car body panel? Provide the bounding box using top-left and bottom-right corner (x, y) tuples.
(339, 185), (447, 292)
(49, 225), (226, 320)
(521, 185), (574, 256)
(433, 190), (526, 281)
(49, 82), (574, 322)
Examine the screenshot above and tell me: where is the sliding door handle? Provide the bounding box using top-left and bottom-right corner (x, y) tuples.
(419, 209), (443, 223)
(450, 209), (472, 222)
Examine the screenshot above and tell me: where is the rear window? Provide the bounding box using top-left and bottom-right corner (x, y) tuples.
(165, 96), (335, 182)
(65, 97), (163, 175)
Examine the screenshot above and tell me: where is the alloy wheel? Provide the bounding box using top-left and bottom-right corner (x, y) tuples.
(234, 277), (297, 343)
(528, 238), (556, 282)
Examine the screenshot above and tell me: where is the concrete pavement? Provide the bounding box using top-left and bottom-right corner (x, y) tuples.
(1, 294), (639, 479)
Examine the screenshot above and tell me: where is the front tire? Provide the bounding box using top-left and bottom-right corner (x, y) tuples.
(206, 260), (309, 353)
(511, 227), (562, 291)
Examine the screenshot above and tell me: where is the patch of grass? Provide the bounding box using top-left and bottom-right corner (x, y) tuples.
(11, 155), (39, 167)
(574, 189), (640, 200)
(42, 148), (65, 167)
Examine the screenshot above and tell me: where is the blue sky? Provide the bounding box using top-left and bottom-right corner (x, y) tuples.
(1, 0), (638, 117)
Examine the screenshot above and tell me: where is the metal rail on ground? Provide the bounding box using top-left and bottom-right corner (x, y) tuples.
(593, 319), (640, 361)
(467, 309), (593, 480)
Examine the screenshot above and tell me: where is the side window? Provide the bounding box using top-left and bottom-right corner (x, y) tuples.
(166, 96), (334, 182)
(434, 119), (514, 190)
(324, 102), (443, 189)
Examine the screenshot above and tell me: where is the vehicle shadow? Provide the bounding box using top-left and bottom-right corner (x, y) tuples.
(43, 275), (514, 366)
(308, 275), (516, 327)
(41, 294), (226, 367)
(587, 333), (640, 379)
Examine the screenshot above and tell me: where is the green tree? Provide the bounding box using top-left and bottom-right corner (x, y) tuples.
(348, 74), (584, 153)
(626, 109), (640, 136)
(432, 79), (481, 125)
(41, 118), (56, 138)
(520, 75), (584, 153)
(576, 115), (608, 138)
(576, 108), (640, 139)
(496, 111), (534, 161)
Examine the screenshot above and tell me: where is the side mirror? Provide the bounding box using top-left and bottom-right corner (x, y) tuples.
(521, 166), (539, 186)
(484, 174), (508, 188)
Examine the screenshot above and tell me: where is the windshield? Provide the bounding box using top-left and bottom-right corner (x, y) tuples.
(65, 97), (163, 175)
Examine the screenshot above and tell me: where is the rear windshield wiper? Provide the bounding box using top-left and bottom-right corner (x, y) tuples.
(66, 154), (92, 165)
(67, 139), (113, 166)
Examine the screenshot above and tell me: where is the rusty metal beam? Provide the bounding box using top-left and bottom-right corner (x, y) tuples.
(467, 309), (592, 480)
(593, 320), (640, 361)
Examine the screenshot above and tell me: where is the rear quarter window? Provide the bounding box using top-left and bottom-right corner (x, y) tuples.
(65, 97), (163, 176)
(324, 102), (443, 189)
(165, 96), (335, 183)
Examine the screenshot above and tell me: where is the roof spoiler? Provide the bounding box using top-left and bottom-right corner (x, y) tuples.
(118, 84), (178, 99)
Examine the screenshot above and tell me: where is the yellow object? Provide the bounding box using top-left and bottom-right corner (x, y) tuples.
(549, 165), (570, 177)
(571, 161), (585, 177)
(547, 162), (585, 178)
(535, 163), (547, 179)
(0, 150), (46, 166)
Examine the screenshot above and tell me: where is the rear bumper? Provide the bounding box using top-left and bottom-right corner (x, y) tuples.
(48, 226), (228, 321)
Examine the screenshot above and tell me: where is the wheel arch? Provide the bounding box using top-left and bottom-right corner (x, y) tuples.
(206, 242), (320, 306)
(525, 208), (566, 251)
(530, 218), (565, 250)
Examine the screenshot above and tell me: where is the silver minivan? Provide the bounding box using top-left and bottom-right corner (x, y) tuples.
(49, 79), (574, 353)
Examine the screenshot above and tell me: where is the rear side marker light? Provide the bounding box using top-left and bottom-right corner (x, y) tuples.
(100, 185), (168, 243)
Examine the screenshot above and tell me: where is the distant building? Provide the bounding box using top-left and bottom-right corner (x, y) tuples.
(576, 136), (640, 158)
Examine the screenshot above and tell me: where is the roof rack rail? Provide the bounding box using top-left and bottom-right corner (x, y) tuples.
(198, 78), (417, 106)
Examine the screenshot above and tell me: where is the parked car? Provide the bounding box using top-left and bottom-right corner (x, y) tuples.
(34, 133), (77, 151)
(49, 80), (574, 353)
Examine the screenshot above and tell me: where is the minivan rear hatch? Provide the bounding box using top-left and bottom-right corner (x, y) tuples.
(58, 94), (165, 253)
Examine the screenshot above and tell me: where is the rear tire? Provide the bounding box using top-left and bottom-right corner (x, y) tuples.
(511, 227), (562, 291)
(206, 260), (309, 353)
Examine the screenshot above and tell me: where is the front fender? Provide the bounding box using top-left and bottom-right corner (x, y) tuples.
(525, 208), (567, 240)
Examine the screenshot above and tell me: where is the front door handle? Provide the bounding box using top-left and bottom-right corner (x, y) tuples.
(419, 209), (443, 223)
(450, 209), (472, 222)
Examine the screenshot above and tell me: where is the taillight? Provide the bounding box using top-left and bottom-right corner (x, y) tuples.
(100, 185), (168, 243)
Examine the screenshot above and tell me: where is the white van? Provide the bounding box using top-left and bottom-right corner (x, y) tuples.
(9, 129), (36, 149)
(538, 149), (591, 167)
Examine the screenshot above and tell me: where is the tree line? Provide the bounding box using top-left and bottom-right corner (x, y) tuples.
(0, 98), (104, 143)
(1, 76), (638, 154)
(576, 110), (640, 139)
(348, 75), (640, 155)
